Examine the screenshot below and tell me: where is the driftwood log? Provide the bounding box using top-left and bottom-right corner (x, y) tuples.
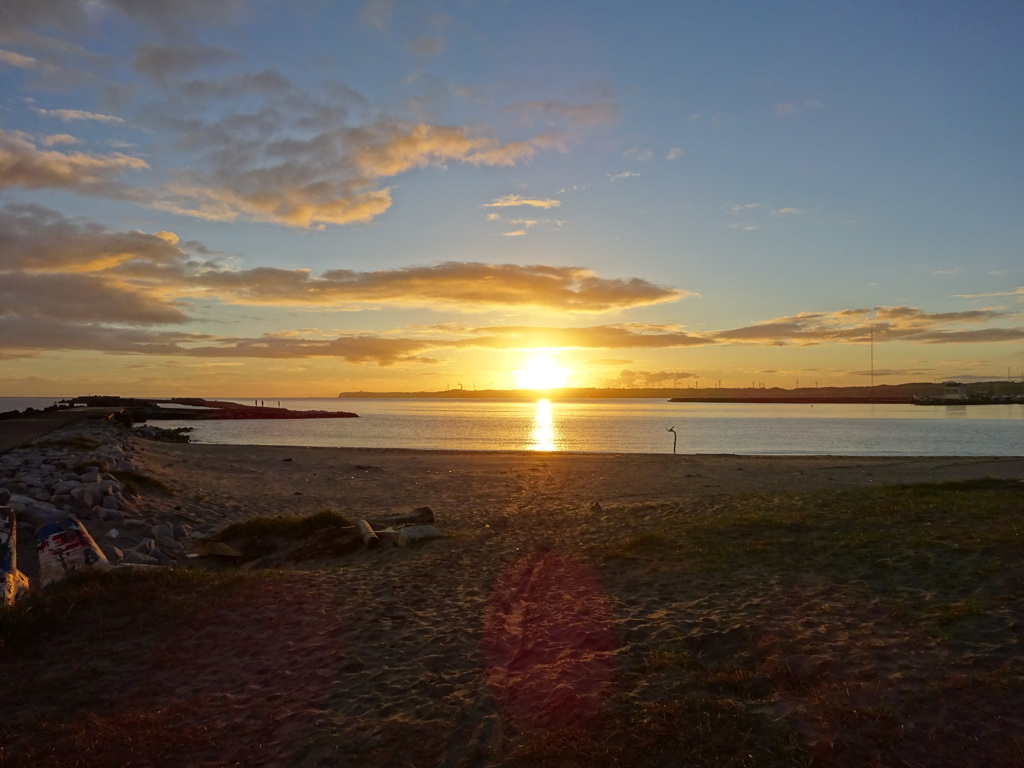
(356, 519), (379, 548)
(365, 506), (433, 528)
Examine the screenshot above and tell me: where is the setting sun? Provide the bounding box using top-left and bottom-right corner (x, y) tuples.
(515, 355), (571, 390)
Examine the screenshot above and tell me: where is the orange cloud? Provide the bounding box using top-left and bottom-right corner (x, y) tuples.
(178, 263), (688, 313)
(483, 194), (561, 209)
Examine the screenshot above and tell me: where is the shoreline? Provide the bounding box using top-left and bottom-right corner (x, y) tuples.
(128, 441), (1024, 533)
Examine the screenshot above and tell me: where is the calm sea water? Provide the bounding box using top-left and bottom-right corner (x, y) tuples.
(5, 397), (1019, 456)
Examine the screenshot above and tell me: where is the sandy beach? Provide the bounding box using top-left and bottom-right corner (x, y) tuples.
(3, 437), (1024, 767)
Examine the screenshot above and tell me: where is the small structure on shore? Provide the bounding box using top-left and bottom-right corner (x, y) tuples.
(942, 381), (968, 401)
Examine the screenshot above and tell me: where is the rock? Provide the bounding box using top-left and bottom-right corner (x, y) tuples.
(198, 541), (244, 558)
(150, 548), (175, 565)
(0, 489), (11, 506)
(151, 524), (174, 541)
(100, 544), (124, 563)
(172, 524), (191, 540)
(21, 501), (67, 528)
(101, 508), (125, 524)
(136, 537), (155, 554)
(398, 524), (445, 546)
(156, 537), (183, 552)
(102, 495), (123, 511)
(122, 550), (158, 566)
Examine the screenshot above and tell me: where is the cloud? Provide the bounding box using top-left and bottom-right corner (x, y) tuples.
(501, 230), (526, 237)
(40, 133), (79, 146)
(622, 146), (652, 162)
(608, 171), (640, 182)
(148, 112), (561, 228)
(0, 203), (186, 272)
(132, 43), (237, 82)
(510, 100), (619, 129)
(0, 129), (147, 194)
(483, 194), (561, 209)
(774, 99), (824, 117)
(0, 272), (188, 324)
(182, 333), (440, 366)
(665, 147), (684, 161)
(772, 207), (805, 215)
(464, 324), (707, 350)
(711, 306), (1022, 346)
(0, 48), (35, 68)
(605, 369), (696, 388)
(31, 107), (124, 123)
(0, 0), (247, 36)
(180, 263), (689, 313)
(0, 205), (688, 315)
(954, 287), (1024, 299)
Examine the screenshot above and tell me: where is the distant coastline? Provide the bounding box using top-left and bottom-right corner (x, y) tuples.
(338, 380), (1024, 404)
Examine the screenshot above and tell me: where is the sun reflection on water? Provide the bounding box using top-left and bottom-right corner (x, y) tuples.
(528, 398), (559, 451)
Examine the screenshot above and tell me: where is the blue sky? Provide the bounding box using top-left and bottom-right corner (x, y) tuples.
(1, 0), (1022, 395)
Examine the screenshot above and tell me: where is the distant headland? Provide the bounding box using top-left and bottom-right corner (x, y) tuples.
(56, 397), (359, 420)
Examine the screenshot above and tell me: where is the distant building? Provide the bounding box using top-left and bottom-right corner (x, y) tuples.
(942, 381), (968, 401)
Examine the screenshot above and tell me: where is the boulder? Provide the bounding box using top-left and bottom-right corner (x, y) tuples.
(398, 525), (445, 546)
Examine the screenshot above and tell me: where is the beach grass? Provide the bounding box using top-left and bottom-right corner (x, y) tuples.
(209, 509), (353, 543)
(110, 468), (175, 496)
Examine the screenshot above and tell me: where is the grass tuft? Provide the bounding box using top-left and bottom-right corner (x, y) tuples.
(210, 509), (353, 544)
(110, 469), (174, 496)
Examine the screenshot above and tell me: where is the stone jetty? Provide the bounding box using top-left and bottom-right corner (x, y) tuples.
(0, 417), (194, 600)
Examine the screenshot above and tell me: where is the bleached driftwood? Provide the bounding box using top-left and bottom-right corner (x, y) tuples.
(366, 506), (434, 528)
(356, 519), (379, 548)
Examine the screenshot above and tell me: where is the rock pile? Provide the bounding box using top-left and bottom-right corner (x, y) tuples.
(1, 418), (194, 601)
(131, 424), (193, 443)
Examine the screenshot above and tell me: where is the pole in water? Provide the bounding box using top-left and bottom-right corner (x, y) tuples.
(666, 426), (677, 455)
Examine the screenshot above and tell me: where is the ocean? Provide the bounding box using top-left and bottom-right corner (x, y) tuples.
(5, 397), (1019, 456)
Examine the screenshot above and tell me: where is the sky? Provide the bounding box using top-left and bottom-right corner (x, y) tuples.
(1, 0), (1022, 397)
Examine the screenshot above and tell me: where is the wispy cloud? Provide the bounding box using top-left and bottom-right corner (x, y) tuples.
(729, 203), (761, 214)
(773, 99), (824, 117)
(31, 107), (124, 123)
(607, 171), (640, 182)
(0, 48), (35, 68)
(483, 194), (561, 209)
(954, 287), (1024, 299)
(665, 147), (684, 160)
(622, 146), (652, 162)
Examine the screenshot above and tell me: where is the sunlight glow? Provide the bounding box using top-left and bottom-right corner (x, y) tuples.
(528, 398), (558, 451)
(515, 354), (570, 390)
